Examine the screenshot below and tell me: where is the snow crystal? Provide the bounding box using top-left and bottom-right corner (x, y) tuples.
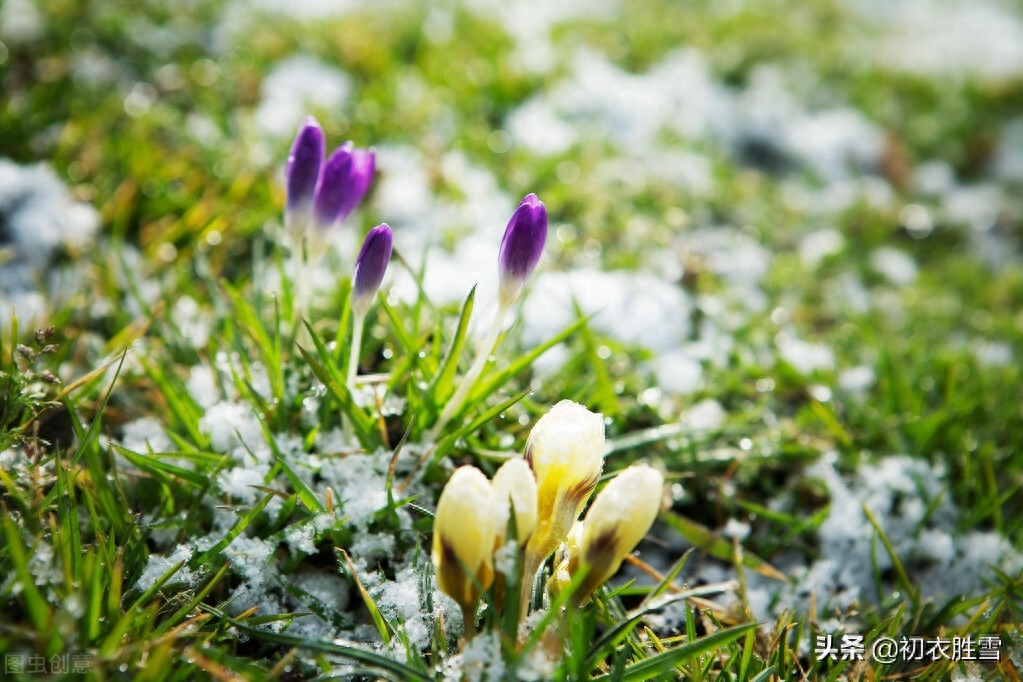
(461, 630), (506, 682)
(135, 544), (197, 592)
(198, 401), (269, 463)
(187, 364), (221, 409)
(870, 247), (918, 286)
(218, 464), (271, 504)
(120, 417), (173, 453)
(223, 535), (277, 590)
(284, 522), (318, 556)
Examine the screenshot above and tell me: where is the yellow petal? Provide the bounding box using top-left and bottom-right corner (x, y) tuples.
(492, 458), (538, 546)
(580, 464), (664, 588)
(432, 466), (499, 607)
(524, 400), (605, 563)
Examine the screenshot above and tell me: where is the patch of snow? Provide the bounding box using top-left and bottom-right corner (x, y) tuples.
(187, 364), (222, 409)
(971, 339), (1012, 367)
(198, 401), (269, 463)
(0, 0), (45, 44)
(776, 332), (835, 375)
(120, 417), (173, 453)
(520, 268), (692, 353)
(135, 544), (197, 592)
(870, 247), (918, 286)
(799, 229), (845, 269)
(223, 535), (277, 590)
(867, 0), (1023, 79)
(254, 55), (352, 140)
(0, 159), (100, 326)
(837, 365), (875, 397)
(681, 398), (726, 432)
(171, 295), (211, 348)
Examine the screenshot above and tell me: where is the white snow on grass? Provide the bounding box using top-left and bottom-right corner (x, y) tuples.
(870, 247), (918, 286)
(862, 0), (1023, 79)
(199, 401), (269, 463)
(135, 544), (197, 592)
(253, 55), (352, 140)
(776, 332), (836, 375)
(799, 229), (846, 269)
(0, 159), (100, 326)
(520, 268), (692, 353)
(120, 417), (173, 453)
(740, 452), (1023, 622)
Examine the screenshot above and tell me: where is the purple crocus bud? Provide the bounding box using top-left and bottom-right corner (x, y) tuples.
(498, 193), (548, 305)
(312, 143), (376, 231)
(351, 223), (393, 315)
(285, 117), (325, 239)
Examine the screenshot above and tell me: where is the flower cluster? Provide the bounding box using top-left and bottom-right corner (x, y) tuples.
(282, 118), (550, 416)
(284, 116), (375, 254)
(432, 400), (664, 640)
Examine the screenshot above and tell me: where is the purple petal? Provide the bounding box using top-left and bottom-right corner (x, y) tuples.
(312, 142), (355, 228)
(312, 143), (376, 230)
(285, 117), (325, 212)
(498, 193), (548, 291)
(352, 224), (394, 308)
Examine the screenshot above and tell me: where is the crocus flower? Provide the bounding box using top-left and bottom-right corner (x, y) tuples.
(491, 457), (538, 547)
(312, 142), (376, 233)
(498, 193), (548, 306)
(522, 400), (605, 572)
(351, 224), (393, 316)
(554, 465), (664, 605)
(283, 116), (375, 245)
(284, 117), (325, 240)
(432, 466), (499, 634)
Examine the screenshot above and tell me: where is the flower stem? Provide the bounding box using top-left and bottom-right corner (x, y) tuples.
(344, 311), (366, 442)
(427, 301), (508, 442)
(518, 550), (543, 628)
(461, 602), (477, 642)
(347, 311), (365, 393)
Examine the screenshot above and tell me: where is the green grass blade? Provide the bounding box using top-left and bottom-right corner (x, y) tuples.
(661, 510), (787, 582)
(189, 494), (274, 569)
(593, 622), (759, 681)
(201, 604), (432, 682)
(428, 284), (476, 407)
(432, 390), (528, 461)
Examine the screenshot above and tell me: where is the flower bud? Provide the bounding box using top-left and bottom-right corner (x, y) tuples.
(312, 142), (376, 231)
(285, 116), (325, 239)
(351, 224), (393, 316)
(492, 458), (538, 546)
(432, 466), (499, 611)
(523, 400), (605, 566)
(575, 465), (663, 600)
(498, 193), (547, 306)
